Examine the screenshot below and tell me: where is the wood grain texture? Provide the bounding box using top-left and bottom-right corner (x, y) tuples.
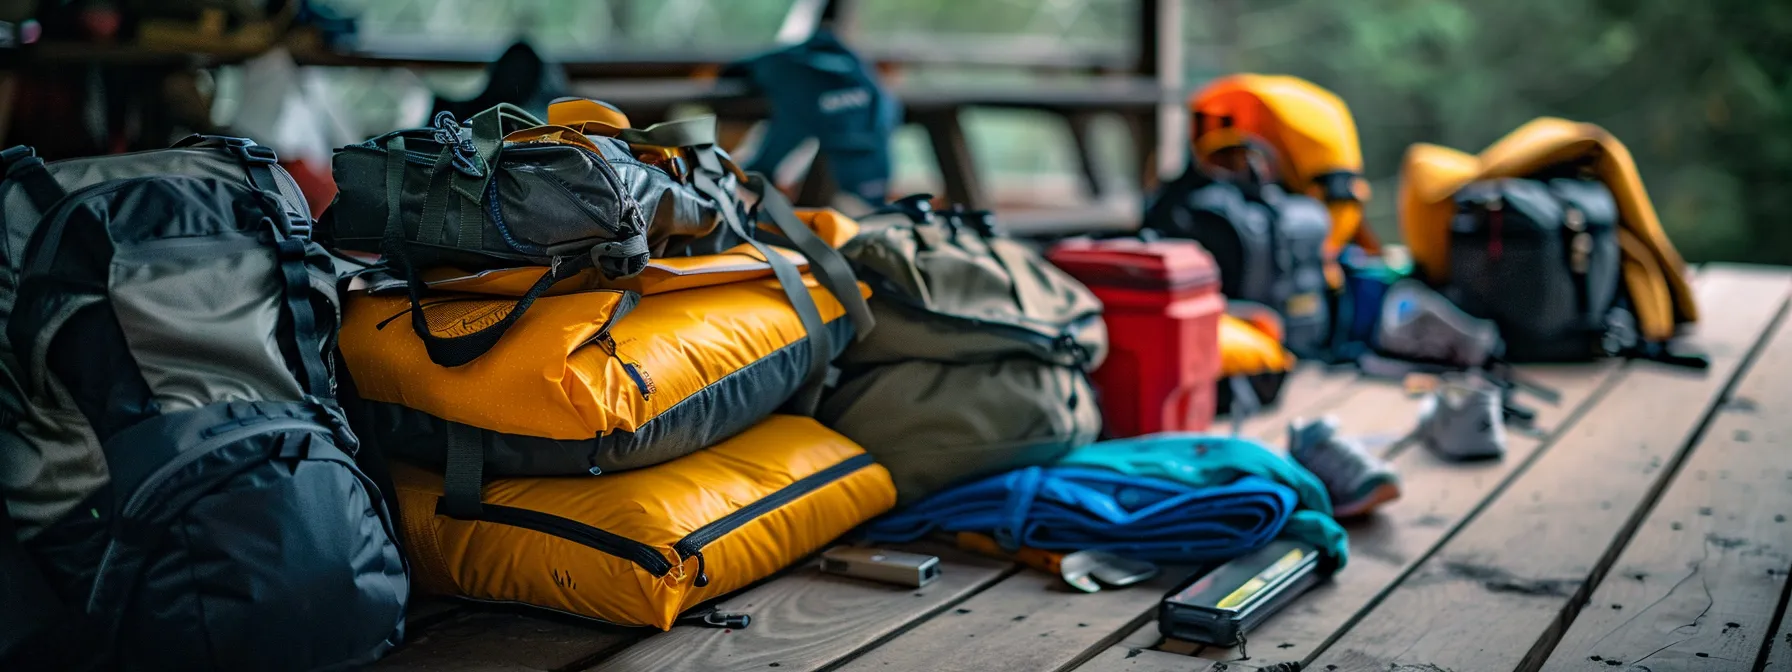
(1192, 360), (1624, 669)
(1306, 265), (1792, 672)
(405, 598), (466, 630)
(1538, 305), (1792, 672)
(1233, 365), (1361, 437)
(1768, 591), (1792, 671)
(584, 544), (1011, 672)
(1078, 645), (1220, 672)
(834, 566), (1196, 672)
(371, 609), (642, 672)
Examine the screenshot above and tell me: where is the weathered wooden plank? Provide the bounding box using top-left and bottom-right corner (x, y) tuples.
(1079, 645), (1221, 672)
(372, 609), (642, 672)
(1768, 594), (1792, 671)
(1233, 364), (1361, 441)
(405, 598), (466, 630)
(834, 566), (1196, 672)
(1073, 367), (1376, 669)
(1307, 265), (1792, 672)
(584, 544), (1011, 672)
(1538, 305), (1792, 671)
(1187, 360), (1624, 669)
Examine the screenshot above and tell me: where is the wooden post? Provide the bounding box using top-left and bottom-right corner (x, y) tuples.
(1137, 0), (1186, 188)
(919, 109), (986, 209)
(1067, 111), (1105, 198)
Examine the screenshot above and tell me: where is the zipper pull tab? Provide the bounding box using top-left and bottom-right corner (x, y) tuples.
(700, 611), (750, 629)
(691, 549), (710, 587)
(596, 334), (653, 398)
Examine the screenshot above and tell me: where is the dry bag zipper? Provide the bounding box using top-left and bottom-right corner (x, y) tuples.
(671, 453), (875, 587)
(594, 333), (652, 398)
(460, 503), (674, 575)
(452, 452), (875, 586)
(587, 291), (646, 397)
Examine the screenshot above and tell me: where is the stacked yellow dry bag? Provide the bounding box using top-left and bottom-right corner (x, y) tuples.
(326, 99), (897, 629)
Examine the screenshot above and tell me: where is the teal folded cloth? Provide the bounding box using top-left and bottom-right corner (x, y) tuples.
(1057, 433), (1349, 567)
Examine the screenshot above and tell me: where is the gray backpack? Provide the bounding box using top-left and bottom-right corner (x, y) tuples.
(818, 199), (1107, 503)
(0, 144), (407, 671)
(1143, 170), (1333, 357)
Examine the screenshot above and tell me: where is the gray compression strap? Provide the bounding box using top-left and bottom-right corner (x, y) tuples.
(616, 116), (718, 148)
(744, 174), (876, 340)
(692, 172), (832, 415)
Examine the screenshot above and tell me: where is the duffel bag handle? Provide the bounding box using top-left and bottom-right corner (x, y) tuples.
(548, 97), (719, 148)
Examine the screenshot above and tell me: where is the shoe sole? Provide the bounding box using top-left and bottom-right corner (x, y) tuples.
(1334, 482), (1402, 518)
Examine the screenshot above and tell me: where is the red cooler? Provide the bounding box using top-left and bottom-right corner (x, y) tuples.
(1047, 238), (1225, 437)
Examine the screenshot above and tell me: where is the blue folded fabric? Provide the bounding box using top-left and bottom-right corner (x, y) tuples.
(1057, 434), (1349, 567)
(862, 466), (1296, 564)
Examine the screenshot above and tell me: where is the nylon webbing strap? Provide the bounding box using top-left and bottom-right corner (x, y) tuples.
(381, 137), (410, 268)
(417, 149), (455, 247)
(455, 183), (484, 249)
(440, 422), (485, 518)
(375, 134), (570, 367)
(693, 172), (832, 414)
(275, 236), (331, 397)
(408, 254), (595, 368)
(2, 153), (67, 215)
(616, 116), (718, 148)
(745, 174), (876, 340)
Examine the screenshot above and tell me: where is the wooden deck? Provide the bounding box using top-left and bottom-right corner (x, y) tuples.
(371, 264), (1792, 672)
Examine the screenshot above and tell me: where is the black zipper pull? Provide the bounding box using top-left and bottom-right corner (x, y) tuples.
(691, 549), (710, 587)
(700, 611), (750, 629)
(595, 334), (652, 398)
(679, 608), (751, 629)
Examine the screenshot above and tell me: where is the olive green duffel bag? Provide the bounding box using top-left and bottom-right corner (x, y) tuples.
(817, 197), (1107, 503)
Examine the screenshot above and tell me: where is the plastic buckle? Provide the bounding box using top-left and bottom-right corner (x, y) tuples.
(285, 217), (314, 240)
(0, 145), (35, 167)
(268, 209), (313, 240)
(240, 143), (279, 165)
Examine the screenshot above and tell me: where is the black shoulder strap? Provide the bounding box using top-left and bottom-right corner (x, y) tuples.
(1, 147), (68, 214)
(377, 136), (646, 368)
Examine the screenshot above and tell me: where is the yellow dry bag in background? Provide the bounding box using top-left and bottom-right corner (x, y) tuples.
(1398, 117), (1698, 348)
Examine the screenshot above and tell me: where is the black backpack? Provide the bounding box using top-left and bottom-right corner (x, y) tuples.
(1143, 168), (1333, 358)
(1441, 177), (1627, 362)
(0, 146), (407, 671)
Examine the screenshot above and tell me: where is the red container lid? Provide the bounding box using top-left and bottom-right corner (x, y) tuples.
(1047, 238), (1219, 290)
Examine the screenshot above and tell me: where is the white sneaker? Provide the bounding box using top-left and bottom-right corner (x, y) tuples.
(1416, 375), (1507, 460)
